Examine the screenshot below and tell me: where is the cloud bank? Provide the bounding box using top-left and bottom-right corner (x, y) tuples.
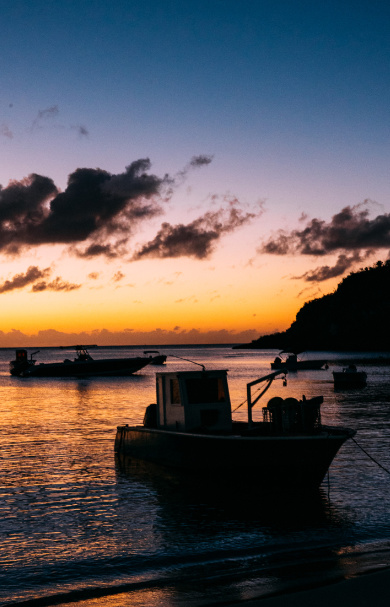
(261, 201), (390, 281)
(0, 155), (259, 264)
(0, 327), (260, 347)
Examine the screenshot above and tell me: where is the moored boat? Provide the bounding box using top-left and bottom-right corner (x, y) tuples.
(333, 364), (367, 388)
(143, 350), (167, 365)
(271, 351), (327, 371)
(115, 368), (355, 489)
(10, 347), (151, 378)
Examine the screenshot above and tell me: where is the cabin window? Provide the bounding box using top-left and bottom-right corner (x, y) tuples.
(170, 379), (181, 404)
(185, 377), (226, 404)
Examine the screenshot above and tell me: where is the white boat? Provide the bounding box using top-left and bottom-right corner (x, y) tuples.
(115, 368), (355, 489)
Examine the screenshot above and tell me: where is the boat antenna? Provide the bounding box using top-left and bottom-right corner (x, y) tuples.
(168, 354), (206, 371)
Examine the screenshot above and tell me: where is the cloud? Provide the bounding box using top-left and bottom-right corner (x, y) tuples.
(262, 201), (390, 256)
(0, 326), (261, 347)
(74, 242), (125, 259)
(31, 277), (81, 292)
(31, 105), (59, 130)
(261, 201), (390, 281)
(0, 156), (250, 262)
(0, 266), (51, 293)
(1, 124), (13, 139)
(175, 154), (214, 183)
(112, 270), (125, 282)
(293, 252), (365, 282)
(0, 159), (170, 257)
(189, 154), (214, 168)
(88, 272), (101, 280)
(132, 204), (261, 261)
(0, 265), (80, 293)
(73, 125), (89, 137)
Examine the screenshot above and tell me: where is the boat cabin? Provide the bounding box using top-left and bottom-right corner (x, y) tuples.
(145, 370), (232, 433)
(14, 349), (28, 363)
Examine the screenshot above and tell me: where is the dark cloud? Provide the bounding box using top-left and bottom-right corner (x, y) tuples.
(0, 265), (80, 293)
(132, 205), (260, 261)
(262, 202), (390, 256)
(0, 159), (170, 256)
(88, 272), (100, 280)
(74, 242), (124, 259)
(31, 277), (81, 292)
(293, 252), (365, 282)
(0, 174), (59, 255)
(189, 155), (214, 168)
(261, 201), (390, 282)
(175, 154), (214, 183)
(0, 266), (51, 293)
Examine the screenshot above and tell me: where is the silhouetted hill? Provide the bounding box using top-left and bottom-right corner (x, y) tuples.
(235, 261), (390, 351)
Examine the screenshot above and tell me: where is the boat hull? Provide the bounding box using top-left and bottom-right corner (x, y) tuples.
(115, 425), (354, 488)
(333, 371), (367, 388)
(14, 357), (151, 378)
(271, 359), (327, 370)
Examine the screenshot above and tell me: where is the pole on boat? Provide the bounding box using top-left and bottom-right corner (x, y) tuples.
(247, 369), (287, 427)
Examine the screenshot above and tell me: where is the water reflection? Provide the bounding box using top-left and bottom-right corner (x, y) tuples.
(1, 348), (390, 606)
(110, 455), (368, 607)
(115, 454), (349, 542)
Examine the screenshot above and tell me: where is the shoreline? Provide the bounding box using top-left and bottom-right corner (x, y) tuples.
(225, 566), (390, 607)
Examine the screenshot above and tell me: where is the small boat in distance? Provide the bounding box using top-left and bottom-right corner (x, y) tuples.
(115, 367), (355, 489)
(143, 350), (167, 365)
(10, 347), (151, 378)
(271, 350), (327, 371)
(333, 364), (367, 389)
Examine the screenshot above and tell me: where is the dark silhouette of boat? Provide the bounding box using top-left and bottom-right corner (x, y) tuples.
(10, 347), (151, 378)
(143, 350), (167, 365)
(115, 367), (355, 488)
(271, 350), (327, 371)
(333, 364), (367, 388)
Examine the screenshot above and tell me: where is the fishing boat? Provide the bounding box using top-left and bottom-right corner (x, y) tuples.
(333, 364), (367, 388)
(115, 367), (355, 488)
(9, 347), (151, 378)
(271, 350), (327, 371)
(143, 350), (167, 365)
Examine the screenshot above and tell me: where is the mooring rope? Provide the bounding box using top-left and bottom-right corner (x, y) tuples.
(351, 436), (390, 475)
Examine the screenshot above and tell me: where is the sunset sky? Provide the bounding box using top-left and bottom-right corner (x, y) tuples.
(1, 0), (390, 346)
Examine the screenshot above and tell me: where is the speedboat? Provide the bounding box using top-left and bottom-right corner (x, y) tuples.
(115, 367), (355, 489)
(271, 351), (327, 371)
(9, 347), (151, 378)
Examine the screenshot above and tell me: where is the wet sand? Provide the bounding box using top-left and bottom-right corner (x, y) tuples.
(232, 567), (390, 607)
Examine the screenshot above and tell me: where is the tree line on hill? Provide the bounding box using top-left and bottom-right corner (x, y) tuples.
(237, 260), (390, 351)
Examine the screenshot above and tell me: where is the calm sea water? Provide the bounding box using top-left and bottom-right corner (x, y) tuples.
(1, 346), (390, 607)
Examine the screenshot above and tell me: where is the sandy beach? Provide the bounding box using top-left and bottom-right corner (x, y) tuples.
(228, 567), (390, 607)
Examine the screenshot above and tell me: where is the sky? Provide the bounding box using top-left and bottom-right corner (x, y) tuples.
(1, 0), (390, 346)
